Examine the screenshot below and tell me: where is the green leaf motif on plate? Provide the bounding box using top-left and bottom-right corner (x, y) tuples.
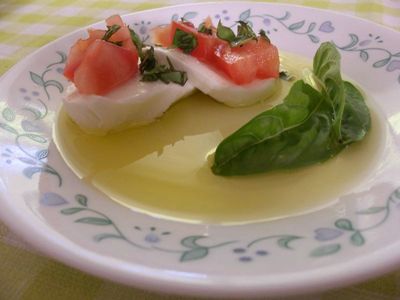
(61, 207), (86, 215)
(2, 107), (15, 122)
(277, 236), (302, 249)
(75, 194), (88, 207)
(350, 231), (365, 246)
(25, 134), (47, 144)
(181, 235), (206, 248)
(334, 219), (354, 231)
(44, 80), (64, 93)
(180, 247), (208, 262)
(288, 20), (305, 31)
(30, 71), (45, 87)
(75, 217), (112, 226)
(310, 243), (341, 257)
(0, 123), (18, 135)
(94, 233), (123, 242)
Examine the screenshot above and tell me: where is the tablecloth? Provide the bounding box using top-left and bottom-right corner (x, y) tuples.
(0, 0), (400, 299)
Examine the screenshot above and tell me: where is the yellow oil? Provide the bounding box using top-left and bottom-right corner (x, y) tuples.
(54, 55), (383, 225)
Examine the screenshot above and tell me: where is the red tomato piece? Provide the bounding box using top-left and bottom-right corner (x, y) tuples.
(73, 40), (138, 95)
(105, 15), (135, 51)
(170, 21), (220, 62)
(152, 20), (280, 85)
(63, 29), (105, 81)
(254, 38), (280, 79)
(151, 24), (172, 47)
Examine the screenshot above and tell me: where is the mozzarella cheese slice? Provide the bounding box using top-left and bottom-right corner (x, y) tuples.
(154, 47), (278, 107)
(62, 50), (195, 135)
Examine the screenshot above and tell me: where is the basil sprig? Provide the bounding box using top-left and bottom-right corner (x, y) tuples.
(140, 47), (188, 86)
(211, 42), (371, 176)
(173, 28), (197, 53)
(217, 20), (259, 47)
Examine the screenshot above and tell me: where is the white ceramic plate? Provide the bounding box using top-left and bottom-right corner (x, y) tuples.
(1, 2), (400, 298)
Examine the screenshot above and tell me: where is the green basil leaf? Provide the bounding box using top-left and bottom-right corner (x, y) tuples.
(198, 22), (212, 35)
(216, 20), (236, 43)
(340, 81), (371, 144)
(212, 81), (342, 175)
(129, 28), (143, 58)
(173, 28), (197, 53)
(102, 24), (121, 42)
(140, 48), (187, 86)
(313, 42), (345, 140)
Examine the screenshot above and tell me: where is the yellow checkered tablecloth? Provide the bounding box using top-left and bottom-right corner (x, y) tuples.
(0, 0), (400, 299)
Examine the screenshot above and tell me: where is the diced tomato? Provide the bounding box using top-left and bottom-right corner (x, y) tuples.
(105, 15), (135, 51)
(254, 38), (280, 78)
(63, 29), (106, 81)
(73, 40), (138, 95)
(151, 24), (172, 46)
(151, 19), (280, 85)
(64, 15), (139, 95)
(213, 42), (257, 85)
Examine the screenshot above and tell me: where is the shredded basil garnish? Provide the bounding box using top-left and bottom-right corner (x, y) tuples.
(198, 22), (212, 35)
(172, 28), (197, 53)
(259, 29), (271, 43)
(216, 21), (236, 43)
(141, 47), (188, 86)
(129, 27), (144, 59)
(139, 46), (156, 73)
(217, 20), (259, 47)
(102, 24), (121, 42)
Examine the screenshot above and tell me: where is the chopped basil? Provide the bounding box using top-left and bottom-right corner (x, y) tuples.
(139, 46), (156, 73)
(198, 22), (212, 35)
(102, 24), (121, 42)
(216, 21), (236, 43)
(129, 28), (144, 59)
(217, 20), (258, 47)
(234, 21), (257, 46)
(173, 28), (197, 53)
(259, 29), (271, 43)
(141, 47), (188, 86)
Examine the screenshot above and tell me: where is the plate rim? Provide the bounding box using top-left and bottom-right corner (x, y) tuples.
(0, 1), (400, 298)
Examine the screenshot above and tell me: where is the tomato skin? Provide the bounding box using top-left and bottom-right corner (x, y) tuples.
(73, 40), (138, 95)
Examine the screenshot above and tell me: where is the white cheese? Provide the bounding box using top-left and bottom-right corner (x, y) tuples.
(154, 47), (278, 107)
(62, 59), (195, 135)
